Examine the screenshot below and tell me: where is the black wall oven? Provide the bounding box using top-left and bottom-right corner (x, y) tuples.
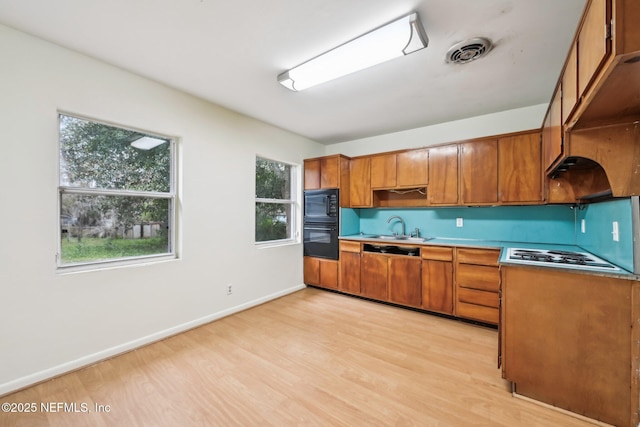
(303, 189), (339, 260)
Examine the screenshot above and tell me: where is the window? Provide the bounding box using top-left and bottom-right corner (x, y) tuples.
(255, 157), (298, 243)
(58, 114), (176, 268)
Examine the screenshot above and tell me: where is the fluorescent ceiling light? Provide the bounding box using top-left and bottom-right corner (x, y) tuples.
(130, 136), (167, 150)
(278, 12), (428, 91)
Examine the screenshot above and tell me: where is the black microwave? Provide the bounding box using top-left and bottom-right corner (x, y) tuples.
(303, 189), (339, 223)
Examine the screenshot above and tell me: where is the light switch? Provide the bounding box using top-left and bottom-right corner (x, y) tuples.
(612, 221), (619, 242)
(581, 219), (586, 233)
(456, 218), (463, 227)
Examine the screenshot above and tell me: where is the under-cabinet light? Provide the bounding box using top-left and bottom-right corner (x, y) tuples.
(278, 12), (428, 91)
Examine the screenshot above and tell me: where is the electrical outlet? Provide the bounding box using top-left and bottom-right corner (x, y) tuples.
(456, 218), (463, 228)
(612, 221), (619, 242)
(581, 219), (586, 233)
(227, 284), (233, 295)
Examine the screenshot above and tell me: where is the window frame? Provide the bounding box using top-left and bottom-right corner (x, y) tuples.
(254, 155), (300, 246)
(56, 112), (178, 271)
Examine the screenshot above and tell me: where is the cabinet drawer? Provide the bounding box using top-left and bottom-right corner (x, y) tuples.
(340, 241), (361, 253)
(421, 246), (453, 261)
(456, 301), (499, 325)
(457, 287), (499, 308)
(456, 264), (500, 292)
(456, 248), (500, 266)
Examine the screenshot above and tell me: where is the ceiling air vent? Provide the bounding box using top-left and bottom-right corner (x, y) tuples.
(446, 37), (493, 64)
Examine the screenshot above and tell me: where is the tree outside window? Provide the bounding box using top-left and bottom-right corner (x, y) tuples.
(58, 114), (175, 267)
(255, 157), (297, 243)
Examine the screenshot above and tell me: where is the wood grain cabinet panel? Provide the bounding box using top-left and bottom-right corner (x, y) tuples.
(397, 149), (428, 187)
(361, 253), (389, 300)
(320, 156), (340, 189)
(339, 251), (361, 295)
(501, 266), (637, 427)
(304, 257), (338, 290)
(421, 259), (453, 314)
(428, 145), (459, 205)
(304, 159), (321, 190)
(460, 139), (498, 204)
(562, 43), (578, 124)
(498, 132), (543, 203)
(454, 248), (500, 325)
(388, 257), (421, 307)
(349, 157), (372, 207)
(370, 153), (397, 188)
(543, 87), (563, 171)
(578, 0), (609, 97)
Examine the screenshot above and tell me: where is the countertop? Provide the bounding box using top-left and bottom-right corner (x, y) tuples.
(339, 234), (637, 279)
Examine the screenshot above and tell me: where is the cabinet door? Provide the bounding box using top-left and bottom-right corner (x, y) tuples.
(421, 260), (453, 314)
(389, 257), (421, 307)
(319, 259), (339, 290)
(397, 149), (429, 187)
(498, 132), (542, 203)
(543, 87), (563, 170)
(428, 145), (459, 205)
(320, 156), (340, 189)
(578, 0), (609, 97)
(304, 159), (321, 190)
(562, 43), (578, 125)
(303, 256), (320, 285)
(349, 157), (372, 207)
(370, 153), (396, 188)
(361, 253), (388, 300)
(339, 251), (361, 294)
(460, 139), (498, 204)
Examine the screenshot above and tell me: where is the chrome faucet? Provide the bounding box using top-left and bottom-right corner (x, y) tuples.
(386, 215), (406, 237)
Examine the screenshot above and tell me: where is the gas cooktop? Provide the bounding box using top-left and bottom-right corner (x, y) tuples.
(506, 248), (621, 272)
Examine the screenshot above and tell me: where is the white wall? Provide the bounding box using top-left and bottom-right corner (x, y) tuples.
(0, 24), (325, 394)
(324, 104), (547, 157)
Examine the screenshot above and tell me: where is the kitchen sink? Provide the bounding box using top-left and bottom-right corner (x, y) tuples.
(368, 235), (431, 242)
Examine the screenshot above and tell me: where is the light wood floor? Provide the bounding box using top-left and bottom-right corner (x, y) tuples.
(1, 287), (595, 427)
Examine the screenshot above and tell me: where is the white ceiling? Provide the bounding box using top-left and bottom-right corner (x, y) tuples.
(0, 0), (586, 144)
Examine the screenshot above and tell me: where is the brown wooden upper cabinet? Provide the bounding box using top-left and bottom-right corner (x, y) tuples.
(370, 149), (429, 189)
(542, 87), (563, 171)
(370, 153), (397, 188)
(498, 131), (543, 203)
(460, 139), (498, 205)
(428, 145), (459, 205)
(349, 157), (372, 207)
(397, 149), (429, 187)
(304, 155), (350, 191)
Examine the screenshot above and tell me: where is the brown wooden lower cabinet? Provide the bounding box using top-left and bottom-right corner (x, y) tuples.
(421, 246), (454, 314)
(361, 252), (388, 300)
(454, 247), (500, 325)
(388, 257), (421, 307)
(303, 256), (338, 290)
(339, 241), (361, 294)
(501, 265), (639, 427)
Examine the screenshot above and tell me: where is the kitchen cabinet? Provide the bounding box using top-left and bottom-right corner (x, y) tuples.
(501, 265), (639, 427)
(454, 248), (500, 325)
(349, 157), (372, 207)
(370, 153), (396, 188)
(339, 241), (361, 294)
(577, 0), (609, 100)
(421, 246), (453, 314)
(303, 256), (338, 290)
(428, 145), (458, 205)
(304, 155), (351, 206)
(361, 250), (421, 306)
(388, 257), (421, 307)
(360, 252), (388, 300)
(542, 87), (563, 171)
(562, 43), (578, 124)
(396, 149), (428, 187)
(498, 131), (543, 203)
(460, 139), (498, 204)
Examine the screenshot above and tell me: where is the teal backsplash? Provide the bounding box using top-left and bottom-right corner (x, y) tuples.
(344, 205), (576, 244)
(576, 198), (634, 271)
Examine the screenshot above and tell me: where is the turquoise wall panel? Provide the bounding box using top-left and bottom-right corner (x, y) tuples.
(357, 205), (575, 244)
(576, 198), (634, 271)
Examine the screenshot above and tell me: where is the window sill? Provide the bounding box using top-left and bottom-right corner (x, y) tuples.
(56, 254), (178, 275)
(255, 239), (300, 249)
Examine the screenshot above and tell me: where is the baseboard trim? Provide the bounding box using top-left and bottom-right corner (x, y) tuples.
(0, 284), (306, 397)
